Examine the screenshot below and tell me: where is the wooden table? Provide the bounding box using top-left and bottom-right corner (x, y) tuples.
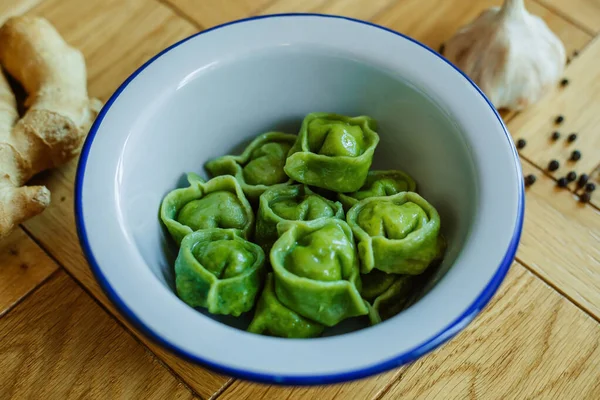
(1, 0), (599, 398)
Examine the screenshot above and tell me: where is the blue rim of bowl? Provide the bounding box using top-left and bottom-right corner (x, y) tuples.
(75, 13), (525, 386)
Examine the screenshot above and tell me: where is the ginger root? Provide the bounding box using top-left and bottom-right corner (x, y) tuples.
(0, 16), (101, 239)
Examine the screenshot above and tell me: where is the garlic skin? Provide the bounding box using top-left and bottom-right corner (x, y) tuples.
(443, 0), (566, 110)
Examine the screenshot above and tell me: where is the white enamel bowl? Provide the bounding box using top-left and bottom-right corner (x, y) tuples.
(75, 14), (524, 384)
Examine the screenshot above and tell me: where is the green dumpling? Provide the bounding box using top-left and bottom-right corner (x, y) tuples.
(205, 132), (297, 203)
(360, 270), (413, 325)
(270, 218), (369, 326)
(338, 170), (417, 211)
(347, 192), (445, 275)
(160, 174), (254, 244)
(247, 273), (324, 338)
(255, 185), (344, 254)
(175, 229), (265, 316)
(284, 113), (380, 193)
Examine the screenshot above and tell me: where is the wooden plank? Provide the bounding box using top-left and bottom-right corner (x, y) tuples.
(15, 0), (594, 397)
(0, 0), (43, 25)
(537, 0), (600, 33)
(509, 36), (600, 186)
(586, 165), (600, 208)
(259, 0), (396, 20)
(375, 0), (591, 60)
(217, 262), (600, 400)
(375, 0), (591, 121)
(378, 262), (600, 400)
(218, 370), (399, 400)
(0, 271), (196, 400)
(162, 0), (273, 28)
(0, 228), (58, 317)
(517, 159), (600, 320)
(19, 0), (230, 398)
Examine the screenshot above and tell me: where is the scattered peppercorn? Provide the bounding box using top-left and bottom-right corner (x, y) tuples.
(551, 131), (561, 140)
(524, 174), (536, 186)
(555, 115), (564, 124)
(579, 192), (591, 203)
(573, 50), (579, 57)
(439, 43), (445, 54)
(560, 78), (569, 87)
(578, 174), (589, 187)
(548, 160), (560, 171)
(585, 183), (596, 192)
(517, 138), (526, 149)
(566, 171), (577, 182)
(570, 150), (581, 161)
(557, 177), (568, 188)
(567, 133), (577, 142)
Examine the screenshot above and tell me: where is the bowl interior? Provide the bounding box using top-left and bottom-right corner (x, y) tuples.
(119, 45), (477, 333)
(79, 15), (522, 381)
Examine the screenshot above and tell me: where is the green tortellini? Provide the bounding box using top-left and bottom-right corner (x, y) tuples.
(255, 184), (344, 253)
(160, 111), (449, 337)
(284, 113), (380, 193)
(347, 192), (444, 275)
(247, 273), (324, 338)
(205, 132), (297, 202)
(360, 270), (413, 325)
(338, 170), (417, 211)
(175, 229), (265, 316)
(160, 174), (254, 244)
(270, 218), (369, 326)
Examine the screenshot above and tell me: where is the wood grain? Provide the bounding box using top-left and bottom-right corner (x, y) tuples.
(0, 229), (58, 317)
(373, 0), (592, 122)
(260, 0), (396, 20)
(0, 271), (196, 400)
(374, 0), (591, 59)
(20, 0), (230, 398)
(378, 262), (600, 400)
(585, 165), (600, 208)
(537, 0), (600, 33)
(0, 0), (43, 25)
(517, 159), (600, 320)
(162, 0), (273, 28)
(509, 36), (600, 186)
(1, 0), (597, 399)
(219, 369), (399, 400)
(217, 263), (600, 400)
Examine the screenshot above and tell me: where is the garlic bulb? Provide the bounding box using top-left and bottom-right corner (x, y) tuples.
(443, 0), (566, 110)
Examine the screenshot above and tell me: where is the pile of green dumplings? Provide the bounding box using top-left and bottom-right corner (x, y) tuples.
(160, 112), (446, 338)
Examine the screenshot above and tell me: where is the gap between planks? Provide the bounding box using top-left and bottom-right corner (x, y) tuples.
(155, 0), (204, 31)
(17, 224), (209, 399)
(533, 0), (597, 36)
(0, 264), (60, 319)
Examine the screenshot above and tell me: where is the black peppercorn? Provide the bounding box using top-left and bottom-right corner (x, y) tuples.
(570, 150), (581, 161)
(568, 133), (577, 142)
(580, 192), (591, 203)
(578, 174), (589, 187)
(517, 138), (526, 149)
(524, 174), (536, 186)
(561, 78), (569, 87)
(548, 160), (560, 171)
(585, 183), (596, 192)
(439, 43), (445, 54)
(551, 131), (561, 140)
(557, 177), (568, 187)
(573, 50), (579, 57)
(566, 171), (577, 182)
(555, 115), (564, 124)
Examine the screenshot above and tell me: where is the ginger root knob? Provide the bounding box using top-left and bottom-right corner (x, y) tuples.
(0, 16), (101, 239)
